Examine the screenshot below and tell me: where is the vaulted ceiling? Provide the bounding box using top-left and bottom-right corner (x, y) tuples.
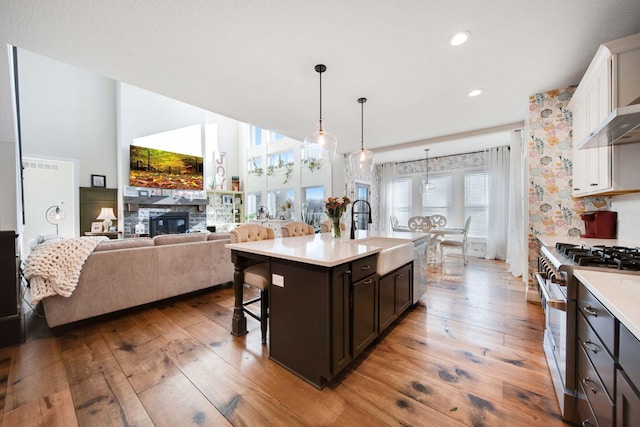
(2, 1), (640, 161)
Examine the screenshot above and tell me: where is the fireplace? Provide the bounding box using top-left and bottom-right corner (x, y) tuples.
(149, 212), (189, 237)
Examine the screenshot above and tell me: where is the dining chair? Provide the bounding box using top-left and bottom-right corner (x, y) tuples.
(427, 214), (447, 261)
(408, 216), (432, 232)
(230, 224), (275, 343)
(281, 221), (315, 237)
(440, 216), (472, 268)
(390, 215), (410, 232)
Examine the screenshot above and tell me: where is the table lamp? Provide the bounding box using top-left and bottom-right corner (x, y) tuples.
(96, 207), (117, 232)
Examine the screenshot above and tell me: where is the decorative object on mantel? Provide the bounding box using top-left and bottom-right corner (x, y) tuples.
(45, 204), (66, 235)
(420, 148), (434, 194)
(96, 207), (117, 232)
(91, 174), (106, 188)
(303, 64), (337, 163)
(324, 196), (350, 238)
(348, 97), (375, 174)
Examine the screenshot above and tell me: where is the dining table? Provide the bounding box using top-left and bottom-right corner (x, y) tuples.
(429, 226), (465, 237)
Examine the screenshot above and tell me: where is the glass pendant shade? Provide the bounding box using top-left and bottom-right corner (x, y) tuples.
(304, 128), (338, 163)
(303, 64), (337, 162)
(419, 148), (434, 195)
(348, 97), (374, 173)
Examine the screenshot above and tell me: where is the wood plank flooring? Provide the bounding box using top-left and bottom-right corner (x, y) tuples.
(0, 258), (573, 426)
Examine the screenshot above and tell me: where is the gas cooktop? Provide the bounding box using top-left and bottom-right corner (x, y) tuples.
(555, 242), (640, 271)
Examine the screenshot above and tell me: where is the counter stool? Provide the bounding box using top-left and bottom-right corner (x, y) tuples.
(230, 224), (275, 343)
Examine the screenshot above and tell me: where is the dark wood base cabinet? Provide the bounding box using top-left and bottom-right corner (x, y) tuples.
(268, 255), (413, 389)
(575, 280), (640, 427)
(0, 231), (22, 347)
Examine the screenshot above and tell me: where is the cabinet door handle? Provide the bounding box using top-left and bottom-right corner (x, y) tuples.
(583, 306), (598, 317)
(394, 274), (403, 279)
(582, 377), (598, 394)
(581, 420), (596, 427)
(363, 278), (373, 285)
(583, 340), (598, 354)
(589, 183), (598, 186)
(345, 270), (352, 276)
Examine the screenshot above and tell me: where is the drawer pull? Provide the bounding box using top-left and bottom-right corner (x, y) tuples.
(361, 265), (371, 271)
(582, 377), (598, 394)
(583, 306), (598, 317)
(395, 274), (403, 279)
(583, 340), (599, 354)
(363, 278), (373, 285)
(581, 420), (596, 427)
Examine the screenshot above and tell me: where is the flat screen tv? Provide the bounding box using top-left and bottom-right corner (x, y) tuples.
(129, 145), (203, 190)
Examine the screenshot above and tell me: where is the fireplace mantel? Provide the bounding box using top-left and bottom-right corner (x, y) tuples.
(124, 195), (207, 211)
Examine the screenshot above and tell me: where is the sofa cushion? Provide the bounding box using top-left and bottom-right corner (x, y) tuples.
(93, 237), (154, 252)
(208, 232), (231, 241)
(153, 233), (208, 246)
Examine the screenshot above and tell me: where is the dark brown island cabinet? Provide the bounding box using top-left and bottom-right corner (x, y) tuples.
(576, 280), (640, 426)
(0, 231), (22, 347)
(268, 253), (413, 389)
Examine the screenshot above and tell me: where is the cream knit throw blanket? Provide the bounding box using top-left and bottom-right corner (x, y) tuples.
(25, 236), (107, 305)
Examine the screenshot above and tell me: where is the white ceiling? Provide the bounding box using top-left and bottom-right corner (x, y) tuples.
(1, 1), (640, 162)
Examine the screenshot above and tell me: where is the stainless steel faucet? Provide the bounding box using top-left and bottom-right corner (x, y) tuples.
(350, 199), (372, 239)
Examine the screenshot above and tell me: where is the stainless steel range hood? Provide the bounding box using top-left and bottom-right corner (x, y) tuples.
(578, 103), (640, 149)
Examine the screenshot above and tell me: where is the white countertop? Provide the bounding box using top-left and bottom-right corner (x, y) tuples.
(225, 230), (426, 268)
(537, 234), (639, 248)
(573, 269), (640, 342)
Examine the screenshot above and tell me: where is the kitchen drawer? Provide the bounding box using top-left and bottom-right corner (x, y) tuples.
(577, 379), (602, 427)
(619, 323), (640, 388)
(577, 340), (614, 426)
(577, 282), (615, 355)
(577, 312), (615, 399)
(351, 254), (377, 283)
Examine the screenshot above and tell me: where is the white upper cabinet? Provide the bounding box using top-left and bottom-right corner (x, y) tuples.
(570, 33), (640, 197)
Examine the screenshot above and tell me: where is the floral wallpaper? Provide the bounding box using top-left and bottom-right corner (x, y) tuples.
(526, 86), (611, 296)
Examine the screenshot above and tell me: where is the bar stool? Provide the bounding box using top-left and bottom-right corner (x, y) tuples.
(230, 224), (275, 343)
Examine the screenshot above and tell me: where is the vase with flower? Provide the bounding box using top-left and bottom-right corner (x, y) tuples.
(324, 196), (351, 238)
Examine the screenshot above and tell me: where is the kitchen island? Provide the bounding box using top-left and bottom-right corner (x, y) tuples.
(226, 231), (428, 388)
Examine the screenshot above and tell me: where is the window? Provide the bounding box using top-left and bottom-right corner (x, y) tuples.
(250, 126), (285, 147)
(464, 171), (488, 238)
(391, 177), (412, 226)
(246, 192), (262, 220)
(267, 151), (294, 168)
(422, 173), (453, 220)
(302, 186), (324, 227)
(248, 157), (263, 174)
(267, 189), (294, 219)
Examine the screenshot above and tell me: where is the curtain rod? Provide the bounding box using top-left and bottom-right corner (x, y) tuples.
(379, 145), (510, 166)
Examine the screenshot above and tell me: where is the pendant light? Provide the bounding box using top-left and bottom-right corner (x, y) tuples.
(348, 97), (375, 174)
(303, 64), (337, 162)
(420, 148), (434, 194)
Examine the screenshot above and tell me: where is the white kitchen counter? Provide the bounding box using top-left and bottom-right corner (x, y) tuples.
(537, 234), (639, 248)
(573, 269), (640, 342)
(225, 230), (426, 268)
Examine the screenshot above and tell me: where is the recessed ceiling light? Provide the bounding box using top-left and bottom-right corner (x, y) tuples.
(450, 31), (471, 46)
(468, 89), (483, 97)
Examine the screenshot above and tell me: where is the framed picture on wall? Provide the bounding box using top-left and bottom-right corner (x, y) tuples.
(91, 174), (106, 188)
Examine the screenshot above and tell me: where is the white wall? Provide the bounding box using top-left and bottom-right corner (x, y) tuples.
(611, 193), (640, 243)
(118, 83), (240, 194)
(18, 49), (117, 188)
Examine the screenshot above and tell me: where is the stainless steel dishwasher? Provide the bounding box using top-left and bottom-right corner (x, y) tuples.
(412, 235), (428, 303)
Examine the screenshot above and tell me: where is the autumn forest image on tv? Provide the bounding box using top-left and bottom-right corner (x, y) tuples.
(129, 145), (204, 190)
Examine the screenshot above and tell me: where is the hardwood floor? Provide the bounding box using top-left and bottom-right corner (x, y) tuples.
(0, 258), (572, 426)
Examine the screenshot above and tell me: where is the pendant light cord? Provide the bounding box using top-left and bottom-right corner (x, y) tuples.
(358, 97), (367, 150)
(315, 64), (327, 132)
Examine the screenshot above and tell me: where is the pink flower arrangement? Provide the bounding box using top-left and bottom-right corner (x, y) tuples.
(324, 196), (351, 219)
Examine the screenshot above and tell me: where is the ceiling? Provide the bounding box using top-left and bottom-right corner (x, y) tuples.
(1, 1), (640, 163)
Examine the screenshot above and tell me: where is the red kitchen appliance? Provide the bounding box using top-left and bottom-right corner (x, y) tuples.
(580, 210), (617, 238)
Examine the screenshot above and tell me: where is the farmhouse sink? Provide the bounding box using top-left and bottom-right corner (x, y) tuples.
(353, 237), (414, 275)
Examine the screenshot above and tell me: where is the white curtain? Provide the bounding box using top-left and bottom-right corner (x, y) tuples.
(484, 146), (510, 260)
(505, 131), (525, 277)
(379, 162), (399, 233)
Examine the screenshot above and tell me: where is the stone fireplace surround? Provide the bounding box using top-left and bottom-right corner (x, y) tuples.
(123, 195), (207, 238)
